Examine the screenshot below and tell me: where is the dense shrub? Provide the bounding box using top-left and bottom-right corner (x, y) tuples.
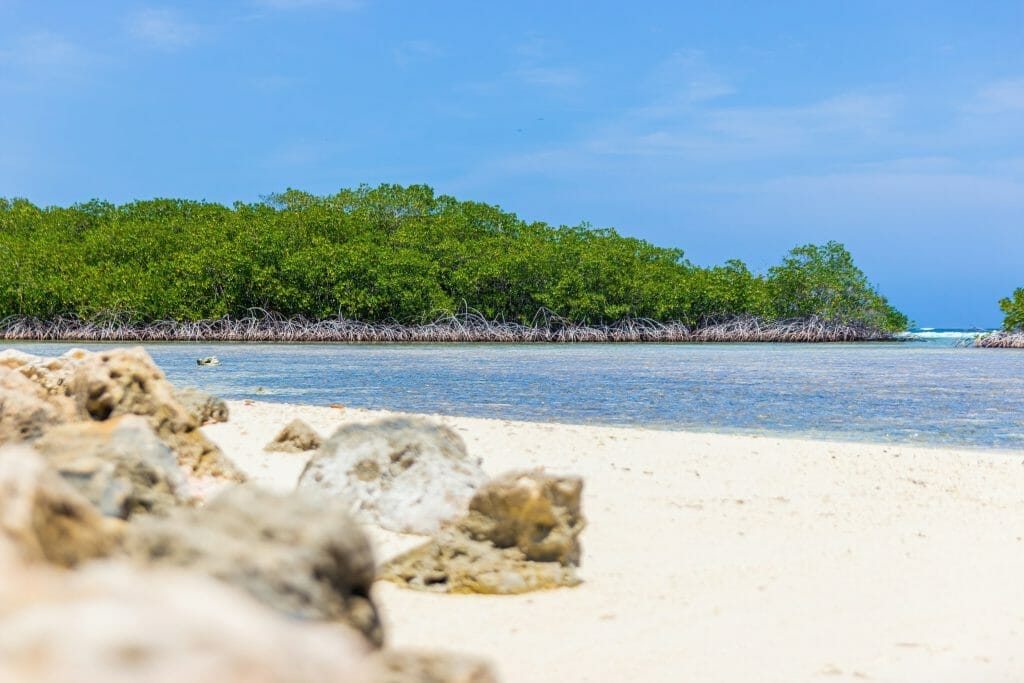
(0, 185), (908, 332)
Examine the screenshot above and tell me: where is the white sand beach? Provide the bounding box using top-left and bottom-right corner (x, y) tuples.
(203, 400), (1024, 683)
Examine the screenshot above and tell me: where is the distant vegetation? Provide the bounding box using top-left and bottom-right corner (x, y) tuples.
(999, 288), (1024, 331)
(0, 184), (908, 340)
(978, 288), (1024, 348)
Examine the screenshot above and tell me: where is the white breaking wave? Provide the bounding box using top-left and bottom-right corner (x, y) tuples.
(897, 330), (996, 340)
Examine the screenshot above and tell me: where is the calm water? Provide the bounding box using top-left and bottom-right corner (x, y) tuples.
(8, 333), (1024, 450)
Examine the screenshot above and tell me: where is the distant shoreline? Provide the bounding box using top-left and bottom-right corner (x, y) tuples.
(0, 314), (898, 343)
(975, 331), (1024, 348)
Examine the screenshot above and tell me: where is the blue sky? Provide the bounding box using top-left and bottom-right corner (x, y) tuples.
(1, 1), (1021, 327)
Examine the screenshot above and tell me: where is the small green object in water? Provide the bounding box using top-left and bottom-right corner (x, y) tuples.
(197, 356), (221, 366)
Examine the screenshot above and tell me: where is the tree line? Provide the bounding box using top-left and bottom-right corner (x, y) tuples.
(0, 184), (909, 333)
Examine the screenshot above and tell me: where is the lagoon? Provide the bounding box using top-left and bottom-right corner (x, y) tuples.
(9, 336), (1023, 450)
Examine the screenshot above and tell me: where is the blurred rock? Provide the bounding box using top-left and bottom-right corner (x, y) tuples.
(265, 418), (322, 453)
(460, 470), (583, 565)
(66, 347), (244, 481)
(0, 347), (89, 398)
(370, 650), (499, 683)
(381, 471), (584, 594)
(298, 417), (486, 534)
(0, 445), (121, 567)
(0, 561), (374, 683)
(175, 386), (229, 424)
(0, 366), (76, 444)
(125, 485), (382, 645)
(33, 415), (191, 518)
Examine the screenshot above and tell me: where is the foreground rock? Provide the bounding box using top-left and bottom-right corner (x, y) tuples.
(68, 348), (244, 480)
(33, 415), (191, 518)
(0, 562), (375, 683)
(381, 471), (584, 594)
(265, 418), (323, 453)
(371, 650), (499, 683)
(0, 366), (76, 443)
(298, 417), (487, 534)
(0, 347), (87, 397)
(174, 386), (230, 424)
(125, 485), (382, 645)
(0, 347), (243, 481)
(0, 446), (121, 567)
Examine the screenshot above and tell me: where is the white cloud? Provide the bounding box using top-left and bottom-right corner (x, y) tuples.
(127, 8), (202, 50)
(567, 91), (900, 163)
(968, 78), (1024, 114)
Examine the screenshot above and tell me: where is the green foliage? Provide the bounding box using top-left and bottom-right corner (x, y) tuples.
(999, 288), (1024, 331)
(0, 185), (908, 331)
(766, 241), (909, 331)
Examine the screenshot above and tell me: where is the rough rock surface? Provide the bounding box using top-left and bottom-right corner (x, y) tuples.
(125, 485), (382, 645)
(381, 471), (584, 594)
(0, 446), (121, 567)
(265, 418), (323, 453)
(174, 386), (230, 424)
(0, 347), (89, 397)
(298, 417), (487, 534)
(370, 650), (499, 683)
(0, 562), (375, 683)
(0, 366), (76, 443)
(66, 347), (244, 480)
(32, 415), (191, 518)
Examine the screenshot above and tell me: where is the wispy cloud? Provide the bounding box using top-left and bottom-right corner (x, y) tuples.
(0, 31), (88, 69)
(394, 40), (441, 67)
(0, 31), (95, 91)
(127, 8), (202, 50)
(250, 74), (302, 92)
(638, 50), (735, 112)
(262, 140), (332, 167)
(462, 34), (584, 97)
(967, 77), (1024, 114)
(513, 65), (583, 89)
(562, 91), (901, 164)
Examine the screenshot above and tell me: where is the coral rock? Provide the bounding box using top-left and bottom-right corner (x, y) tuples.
(265, 418), (323, 453)
(174, 386), (230, 424)
(298, 417), (487, 534)
(125, 485), (382, 646)
(370, 650), (499, 683)
(381, 471), (584, 594)
(0, 347), (90, 398)
(0, 366), (76, 444)
(66, 347), (244, 480)
(0, 562), (375, 683)
(0, 445), (121, 567)
(33, 415), (191, 518)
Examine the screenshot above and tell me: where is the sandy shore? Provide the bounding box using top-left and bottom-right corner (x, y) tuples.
(204, 400), (1024, 683)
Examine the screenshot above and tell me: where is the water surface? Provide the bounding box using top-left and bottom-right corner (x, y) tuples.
(9, 338), (1024, 450)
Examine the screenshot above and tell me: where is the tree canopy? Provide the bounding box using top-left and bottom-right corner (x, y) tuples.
(999, 288), (1024, 331)
(0, 185), (908, 332)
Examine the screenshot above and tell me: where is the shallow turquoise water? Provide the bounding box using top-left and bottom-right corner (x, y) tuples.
(8, 338), (1024, 450)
